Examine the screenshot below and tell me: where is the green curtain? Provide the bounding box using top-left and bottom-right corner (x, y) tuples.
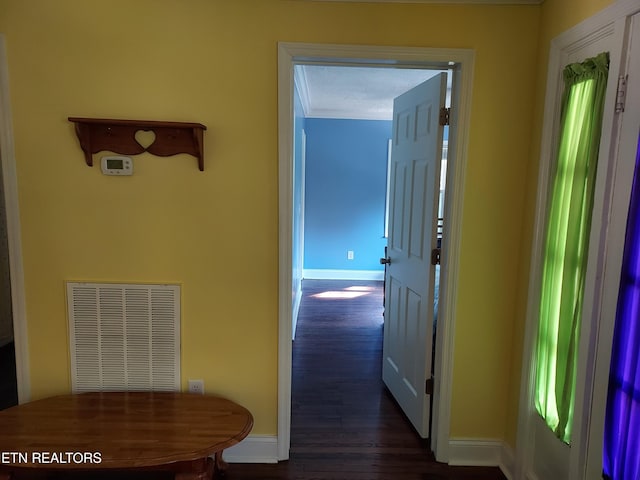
(534, 52), (609, 444)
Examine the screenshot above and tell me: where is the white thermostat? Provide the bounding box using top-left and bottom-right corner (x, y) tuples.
(101, 156), (133, 176)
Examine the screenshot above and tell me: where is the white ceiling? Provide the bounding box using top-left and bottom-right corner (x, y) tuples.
(294, 65), (448, 121)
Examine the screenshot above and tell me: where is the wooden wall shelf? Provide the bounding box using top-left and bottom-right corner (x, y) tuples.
(68, 118), (207, 171)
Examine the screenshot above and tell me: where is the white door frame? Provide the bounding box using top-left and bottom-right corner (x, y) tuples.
(0, 34), (30, 404)
(514, 0), (640, 478)
(291, 127), (305, 341)
(277, 42), (475, 463)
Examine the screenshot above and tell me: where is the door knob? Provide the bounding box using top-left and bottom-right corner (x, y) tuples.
(380, 257), (391, 265)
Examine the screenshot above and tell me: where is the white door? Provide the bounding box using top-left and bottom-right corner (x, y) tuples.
(382, 73), (447, 438)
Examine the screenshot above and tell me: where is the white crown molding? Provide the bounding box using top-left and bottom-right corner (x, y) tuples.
(299, 0), (543, 4)
(293, 66), (311, 118)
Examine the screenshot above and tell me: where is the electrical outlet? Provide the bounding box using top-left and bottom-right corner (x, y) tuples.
(347, 250), (354, 260)
(188, 379), (205, 395)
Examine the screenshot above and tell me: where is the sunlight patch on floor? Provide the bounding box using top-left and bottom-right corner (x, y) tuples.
(311, 290), (369, 299)
(344, 286), (376, 292)
(310, 285), (379, 299)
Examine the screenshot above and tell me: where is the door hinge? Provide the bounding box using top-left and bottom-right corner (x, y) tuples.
(615, 75), (627, 113)
(431, 248), (441, 266)
(425, 376), (434, 395)
(439, 107), (450, 126)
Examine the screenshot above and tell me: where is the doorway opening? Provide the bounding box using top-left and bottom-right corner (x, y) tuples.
(0, 36), (20, 411)
(0, 156), (17, 410)
(0, 34), (28, 408)
(278, 42), (475, 463)
(290, 64), (450, 450)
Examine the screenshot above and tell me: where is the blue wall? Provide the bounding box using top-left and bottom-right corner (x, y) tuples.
(304, 118), (391, 272)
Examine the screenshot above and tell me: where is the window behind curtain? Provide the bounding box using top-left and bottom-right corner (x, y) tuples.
(534, 52), (609, 444)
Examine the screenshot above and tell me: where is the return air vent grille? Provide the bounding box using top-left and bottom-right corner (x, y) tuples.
(67, 282), (180, 393)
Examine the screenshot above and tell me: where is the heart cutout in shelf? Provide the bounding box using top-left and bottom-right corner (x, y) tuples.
(135, 129), (156, 149)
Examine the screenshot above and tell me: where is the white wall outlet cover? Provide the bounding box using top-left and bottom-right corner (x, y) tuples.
(188, 379), (205, 395)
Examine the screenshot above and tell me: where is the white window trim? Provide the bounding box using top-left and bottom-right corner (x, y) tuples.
(515, 1), (640, 478)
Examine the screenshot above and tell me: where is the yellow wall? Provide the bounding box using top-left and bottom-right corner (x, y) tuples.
(505, 0), (617, 448)
(0, 0), (541, 439)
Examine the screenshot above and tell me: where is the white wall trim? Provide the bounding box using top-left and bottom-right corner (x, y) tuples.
(500, 442), (516, 480)
(292, 281), (302, 340)
(300, 0), (543, 5)
(430, 55), (474, 463)
(0, 35), (30, 404)
(303, 269), (384, 281)
(514, 1), (640, 479)
(222, 435), (278, 464)
(449, 439), (503, 466)
(577, 10), (640, 480)
(227, 437), (519, 470)
(278, 42), (295, 462)
(449, 439), (515, 479)
(278, 41), (474, 464)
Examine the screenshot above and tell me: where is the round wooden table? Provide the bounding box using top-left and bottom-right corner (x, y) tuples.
(0, 392), (253, 480)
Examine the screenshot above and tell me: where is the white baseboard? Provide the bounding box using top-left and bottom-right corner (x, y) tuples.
(449, 439), (515, 480)
(500, 443), (515, 480)
(303, 269), (384, 281)
(223, 435), (516, 474)
(223, 435), (278, 464)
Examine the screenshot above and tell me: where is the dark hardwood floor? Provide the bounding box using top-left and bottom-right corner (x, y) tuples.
(227, 279), (506, 480)
(8, 280), (507, 479)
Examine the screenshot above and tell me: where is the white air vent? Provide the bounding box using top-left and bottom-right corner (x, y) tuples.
(67, 282), (180, 393)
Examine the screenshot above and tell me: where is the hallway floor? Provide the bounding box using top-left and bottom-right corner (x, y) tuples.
(227, 279), (507, 480)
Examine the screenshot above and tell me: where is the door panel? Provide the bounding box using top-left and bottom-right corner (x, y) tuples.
(383, 73), (446, 438)
(409, 161), (430, 259)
